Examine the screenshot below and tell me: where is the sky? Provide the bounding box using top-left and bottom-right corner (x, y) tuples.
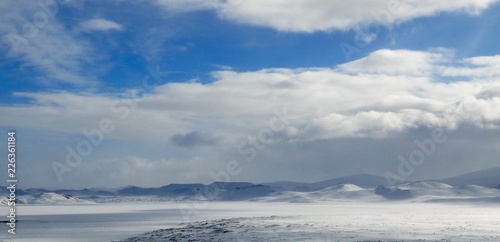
(1, 0), (500, 189)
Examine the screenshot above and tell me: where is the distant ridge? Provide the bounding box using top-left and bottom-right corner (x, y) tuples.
(3, 167), (500, 204)
(114, 182), (275, 201)
(435, 166), (500, 188)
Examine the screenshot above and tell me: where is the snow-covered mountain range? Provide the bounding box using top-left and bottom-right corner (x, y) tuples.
(2, 166), (499, 204)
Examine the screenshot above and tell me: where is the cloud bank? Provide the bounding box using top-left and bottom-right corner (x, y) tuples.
(2, 49), (500, 142)
(158, 0), (500, 32)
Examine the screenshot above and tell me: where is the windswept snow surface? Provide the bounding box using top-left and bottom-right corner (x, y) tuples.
(120, 213), (500, 242)
(4, 202), (500, 241)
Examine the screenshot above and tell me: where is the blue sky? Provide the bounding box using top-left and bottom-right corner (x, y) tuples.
(3, 0), (500, 102)
(2, 0), (500, 188)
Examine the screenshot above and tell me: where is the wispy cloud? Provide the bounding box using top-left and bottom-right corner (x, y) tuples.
(80, 18), (123, 32)
(0, 1), (99, 85)
(155, 0), (221, 12)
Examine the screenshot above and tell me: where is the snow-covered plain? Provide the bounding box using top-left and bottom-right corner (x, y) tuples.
(3, 201), (500, 241)
(3, 170), (500, 241)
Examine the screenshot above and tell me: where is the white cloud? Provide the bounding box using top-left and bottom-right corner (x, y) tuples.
(339, 49), (446, 76)
(155, 0), (500, 32)
(224, 0), (499, 32)
(2, 49), (500, 143)
(441, 55), (500, 77)
(80, 18), (123, 32)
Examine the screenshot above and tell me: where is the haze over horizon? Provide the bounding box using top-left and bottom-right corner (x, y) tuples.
(2, 0), (500, 189)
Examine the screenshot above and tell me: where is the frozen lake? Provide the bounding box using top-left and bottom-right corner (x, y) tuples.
(2, 201), (500, 241)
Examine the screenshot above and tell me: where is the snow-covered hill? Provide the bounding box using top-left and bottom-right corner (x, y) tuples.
(258, 184), (382, 203)
(265, 174), (387, 191)
(16, 193), (93, 204)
